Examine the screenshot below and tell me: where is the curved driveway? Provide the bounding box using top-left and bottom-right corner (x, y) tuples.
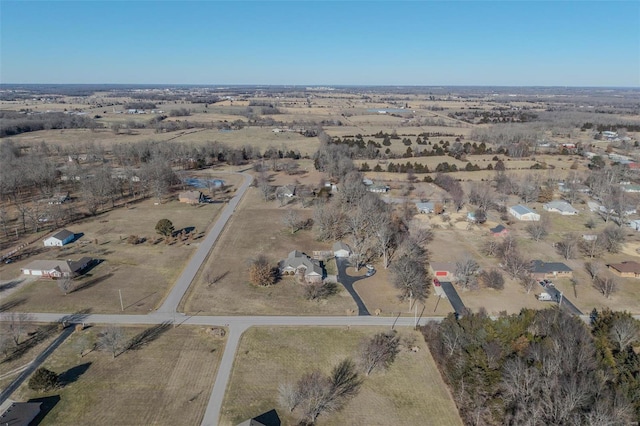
(335, 258), (370, 316)
(157, 172), (253, 313)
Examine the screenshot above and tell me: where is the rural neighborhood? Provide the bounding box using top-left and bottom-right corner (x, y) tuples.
(1, 2), (640, 423)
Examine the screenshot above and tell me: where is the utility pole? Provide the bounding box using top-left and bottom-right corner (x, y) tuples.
(119, 289), (124, 311)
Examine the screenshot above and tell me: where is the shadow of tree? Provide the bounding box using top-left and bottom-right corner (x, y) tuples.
(0, 280), (22, 293)
(126, 321), (172, 351)
(72, 273), (113, 293)
(0, 297), (26, 312)
(58, 362), (91, 386)
(2, 323), (58, 363)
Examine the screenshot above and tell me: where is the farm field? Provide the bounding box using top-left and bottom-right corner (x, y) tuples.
(219, 326), (463, 426)
(181, 187), (358, 316)
(9, 325), (224, 426)
(1, 195), (224, 314)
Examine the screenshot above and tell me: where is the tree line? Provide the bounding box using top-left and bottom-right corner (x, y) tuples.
(423, 308), (640, 425)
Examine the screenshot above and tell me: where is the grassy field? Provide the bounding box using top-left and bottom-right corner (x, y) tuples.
(1, 195), (224, 314)
(181, 187), (358, 315)
(219, 326), (463, 426)
(10, 325), (224, 426)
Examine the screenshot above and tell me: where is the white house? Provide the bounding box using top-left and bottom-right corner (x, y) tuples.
(628, 220), (640, 231)
(543, 200), (578, 215)
(509, 205), (540, 221)
(332, 241), (352, 258)
(43, 229), (75, 247)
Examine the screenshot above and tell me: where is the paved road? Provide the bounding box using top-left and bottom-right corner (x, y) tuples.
(439, 281), (467, 316)
(537, 282), (583, 315)
(335, 258), (370, 316)
(0, 326), (74, 406)
(157, 172), (253, 313)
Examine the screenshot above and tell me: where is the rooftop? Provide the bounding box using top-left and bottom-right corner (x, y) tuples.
(531, 260), (572, 274)
(608, 261), (640, 274)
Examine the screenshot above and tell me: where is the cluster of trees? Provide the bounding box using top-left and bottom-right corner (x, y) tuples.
(278, 331), (401, 424)
(433, 174), (464, 211)
(483, 237), (536, 293)
(0, 111), (99, 137)
(423, 308), (640, 425)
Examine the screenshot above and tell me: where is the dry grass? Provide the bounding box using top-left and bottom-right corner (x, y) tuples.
(219, 326), (462, 426)
(2, 196), (223, 314)
(181, 187), (358, 315)
(10, 325), (224, 426)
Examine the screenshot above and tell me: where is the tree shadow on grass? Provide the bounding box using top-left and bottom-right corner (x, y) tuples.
(0, 297), (26, 312)
(58, 362), (91, 386)
(126, 321), (172, 351)
(0, 280), (23, 293)
(72, 273), (113, 293)
(2, 323), (58, 364)
(27, 395), (61, 426)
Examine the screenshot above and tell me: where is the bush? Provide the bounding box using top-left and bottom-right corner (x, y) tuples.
(29, 367), (58, 391)
(304, 281), (338, 300)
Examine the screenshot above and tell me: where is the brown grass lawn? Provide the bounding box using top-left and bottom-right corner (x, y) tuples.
(2, 196), (223, 314)
(220, 326), (462, 426)
(181, 187), (357, 315)
(0, 323), (60, 391)
(10, 325), (224, 426)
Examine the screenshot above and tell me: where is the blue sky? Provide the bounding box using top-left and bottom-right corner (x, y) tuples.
(1, 1), (638, 86)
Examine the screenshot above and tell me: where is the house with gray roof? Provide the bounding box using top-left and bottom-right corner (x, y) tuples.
(509, 205), (540, 221)
(543, 200), (578, 215)
(280, 250), (323, 284)
(0, 400), (42, 426)
(530, 260), (573, 280)
(21, 257), (93, 279)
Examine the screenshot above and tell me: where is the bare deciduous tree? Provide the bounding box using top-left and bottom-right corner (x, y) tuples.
(609, 316), (640, 351)
(584, 262), (601, 281)
(557, 234), (579, 260)
(360, 331), (400, 376)
(282, 209), (301, 234)
(526, 216), (549, 242)
(455, 255), (480, 290)
(99, 325), (125, 358)
(478, 269), (505, 290)
(390, 254), (429, 308)
(594, 274), (618, 299)
(248, 255), (276, 287)
(278, 382), (301, 413)
(4, 312), (32, 346)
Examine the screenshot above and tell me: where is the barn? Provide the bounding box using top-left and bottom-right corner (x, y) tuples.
(509, 205), (540, 221)
(43, 229), (75, 247)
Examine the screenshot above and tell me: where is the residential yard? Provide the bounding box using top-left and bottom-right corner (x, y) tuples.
(353, 266), (455, 317)
(1, 196), (224, 314)
(10, 325), (224, 426)
(181, 188), (357, 315)
(219, 326), (463, 426)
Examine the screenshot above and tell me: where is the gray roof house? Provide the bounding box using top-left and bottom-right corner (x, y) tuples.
(43, 229), (75, 247)
(21, 257), (93, 279)
(276, 185), (296, 198)
(543, 200), (578, 215)
(530, 260), (573, 280)
(0, 400), (42, 426)
(281, 251), (323, 283)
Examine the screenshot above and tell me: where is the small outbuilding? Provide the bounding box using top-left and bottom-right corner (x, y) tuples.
(430, 262), (456, 281)
(179, 191), (205, 204)
(43, 229), (75, 247)
(509, 205), (540, 221)
(489, 224), (509, 237)
(333, 241), (352, 258)
(416, 202), (435, 214)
